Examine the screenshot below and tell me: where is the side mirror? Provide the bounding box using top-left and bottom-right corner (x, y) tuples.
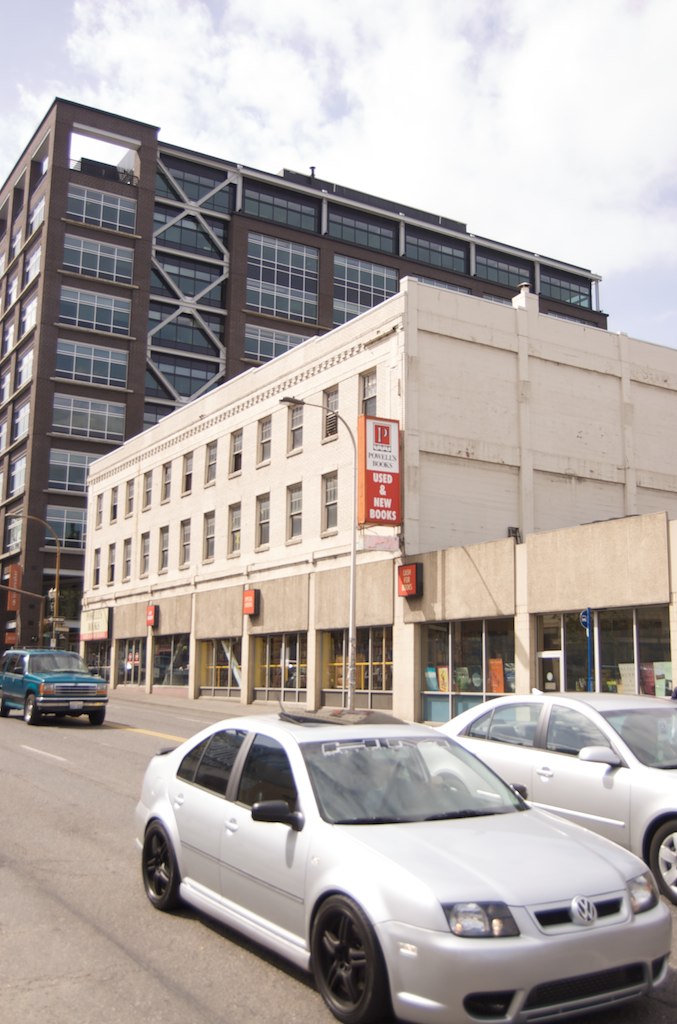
(511, 783), (528, 801)
(251, 799), (305, 832)
(578, 745), (621, 767)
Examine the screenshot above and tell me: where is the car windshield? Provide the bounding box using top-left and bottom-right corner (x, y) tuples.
(601, 707), (677, 768)
(28, 652), (90, 674)
(301, 734), (525, 824)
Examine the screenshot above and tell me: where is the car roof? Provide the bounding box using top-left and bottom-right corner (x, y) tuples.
(477, 692), (670, 713)
(200, 710), (438, 746)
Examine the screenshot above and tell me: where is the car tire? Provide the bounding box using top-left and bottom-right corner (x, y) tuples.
(0, 694), (9, 717)
(24, 693), (41, 725)
(88, 708), (106, 726)
(142, 822), (181, 911)
(649, 819), (677, 904)
(311, 894), (391, 1024)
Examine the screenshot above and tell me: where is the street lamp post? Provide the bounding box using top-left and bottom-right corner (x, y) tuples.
(6, 511), (61, 648)
(280, 396), (358, 712)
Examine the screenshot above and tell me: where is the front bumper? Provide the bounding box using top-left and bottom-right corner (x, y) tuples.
(36, 696), (108, 713)
(378, 899), (671, 1024)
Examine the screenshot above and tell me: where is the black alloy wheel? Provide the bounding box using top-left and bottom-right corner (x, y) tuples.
(142, 822), (181, 911)
(311, 894), (391, 1024)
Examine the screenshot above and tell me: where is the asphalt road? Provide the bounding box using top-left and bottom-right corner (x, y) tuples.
(1, 686), (675, 1024)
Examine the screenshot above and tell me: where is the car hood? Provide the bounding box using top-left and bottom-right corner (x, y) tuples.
(336, 808), (641, 905)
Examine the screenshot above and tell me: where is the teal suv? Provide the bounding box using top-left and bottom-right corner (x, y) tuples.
(0, 648), (108, 726)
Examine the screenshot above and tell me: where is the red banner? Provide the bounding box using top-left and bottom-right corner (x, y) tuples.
(357, 416), (401, 526)
(7, 563), (22, 612)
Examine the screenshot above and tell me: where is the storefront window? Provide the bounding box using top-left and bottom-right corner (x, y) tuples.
(198, 638), (242, 697)
(422, 618), (514, 722)
(321, 627), (393, 710)
(118, 638), (146, 685)
(253, 632), (307, 702)
(637, 605), (672, 697)
(598, 608), (635, 692)
(153, 633), (189, 686)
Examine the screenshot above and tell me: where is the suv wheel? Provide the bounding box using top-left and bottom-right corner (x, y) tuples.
(24, 693), (41, 725)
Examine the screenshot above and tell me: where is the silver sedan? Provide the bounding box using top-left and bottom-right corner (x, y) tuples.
(136, 710), (671, 1024)
(440, 692), (677, 904)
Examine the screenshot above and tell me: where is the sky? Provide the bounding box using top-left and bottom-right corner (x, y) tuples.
(2, 0), (676, 347)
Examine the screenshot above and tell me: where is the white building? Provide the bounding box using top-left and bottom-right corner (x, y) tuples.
(82, 279), (677, 720)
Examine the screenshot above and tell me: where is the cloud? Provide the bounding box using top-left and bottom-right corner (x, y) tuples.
(2, 0), (677, 286)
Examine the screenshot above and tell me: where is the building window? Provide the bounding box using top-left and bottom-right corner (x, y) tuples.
(23, 244), (41, 286)
(540, 271), (592, 309)
(256, 494), (270, 548)
(246, 232), (318, 323)
(243, 323), (308, 362)
(205, 440), (217, 484)
(405, 230), (468, 274)
(46, 506), (87, 550)
(5, 515), (22, 553)
(52, 394), (125, 441)
(161, 462), (172, 501)
(158, 155), (233, 212)
(143, 470), (153, 509)
(323, 386), (339, 438)
(153, 206), (226, 256)
(475, 249), (533, 290)
(3, 321), (16, 356)
(230, 429), (243, 474)
(9, 454), (26, 496)
(327, 206), (396, 254)
(253, 632), (307, 699)
(20, 296), (38, 336)
(59, 286), (131, 335)
(154, 252), (224, 305)
(159, 526), (169, 571)
(93, 548), (101, 587)
(333, 254), (398, 326)
(198, 637), (242, 696)
(321, 627), (393, 706)
(243, 183), (319, 231)
(229, 503), (241, 555)
(182, 452), (193, 494)
(421, 618), (515, 723)
(48, 449), (96, 492)
(122, 538), (132, 580)
(107, 543), (116, 584)
(110, 486), (118, 523)
(323, 472), (338, 532)
(288, 403), (303, 452)
(17, 348), (34, 388)
(125, 479), (134, 516)
(66, 184), (137, 233)
(140, 532), (150, 576)
(257, 416), (272, 464)
(28, 196), (45, 234)
(203, 510), (215, 561)
(361, 370), (377, 416)
(12, 401), (30, 441)
(287, 483), (302, 540)
(63, 234), (134, 283)
(180, 519), (191, 566)
(95, 493), (103, 528)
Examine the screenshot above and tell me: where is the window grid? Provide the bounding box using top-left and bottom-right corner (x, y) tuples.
(405, 231), (467, 274)
(323, 472), (338, 531)
(243, 184), (318, 231)
(140, 532), (150, 575)
(203, 510), (215, 561)
(229, 503), (241, 555)
(125, 479), (134, 516)
(52, 394), (125, 441)
(182, 452), (193, 494)
(123, 538), (132, 580)
(63, 234), (134, 284)
(256, 494), (270, 548)
(66, 184), (137, 233)
(107, 543), (116, 583)
(540, 272), (592, 309)
(328, 208), (396, 253)
(180, 519), (191, 566)
(244, 323), (308, 362)
(230, 429), (243, 474)
(258, 416), (272, 464)
(361, 370), (377, 416)
(475, 250), (533, 290)
(323, 387), (339, 438)
(45, 505), (87, 550)
(59, 286), (131, 335)
(287, 483), (302, 540)
(332, 254), (398, 326)
(161, 462), (172, 501)
(289, 404), (303, 451)
(246, 232), (318, 323)
(159, 526), (169, 571)
(143, 470), (152, 509)
(205, 441), (217, 484)
(48, 449), (96, 492)
(56, 340), (128, 388)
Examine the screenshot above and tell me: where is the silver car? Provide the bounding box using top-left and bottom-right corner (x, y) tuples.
(136, 711), (671, 1024)
(440, 692), (677, 905)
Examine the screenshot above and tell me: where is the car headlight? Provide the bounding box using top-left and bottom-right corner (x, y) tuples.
(40, 682), (55, 695)
(444, 902), (520, 937)
(628, 872), (659, 914)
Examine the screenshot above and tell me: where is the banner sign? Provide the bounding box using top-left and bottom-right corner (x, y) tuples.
(80, 606), (111, 641)
(357, 416), (401, 526)
(398, 563), (423, 598)
(243, 589), (260, 616)
(7, 563), (22, 612)
(146, 604), (159, 628)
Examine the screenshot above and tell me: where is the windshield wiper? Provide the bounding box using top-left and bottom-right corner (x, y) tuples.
(333, 816), (406, 825)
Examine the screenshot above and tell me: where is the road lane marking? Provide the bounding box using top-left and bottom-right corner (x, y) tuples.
(107, 724), (187, 742)
(21, 746), (68, 762)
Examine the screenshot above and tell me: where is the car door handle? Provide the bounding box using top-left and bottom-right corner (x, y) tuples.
(536, 766), (554, 779)
(225, 817), (239, 834)
(173, 793), (185, 808)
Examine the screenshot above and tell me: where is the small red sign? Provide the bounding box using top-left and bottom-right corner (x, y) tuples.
(398, 563), (423, 598)
(243, 589), (260, 616)
(146, 604), (159, 627)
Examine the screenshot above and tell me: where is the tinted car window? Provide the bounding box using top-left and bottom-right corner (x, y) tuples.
(466, 703), (539, 746)
(178, 729), (246, 796)
(546, 706), (609, 755)
(237, 734), (298, 809)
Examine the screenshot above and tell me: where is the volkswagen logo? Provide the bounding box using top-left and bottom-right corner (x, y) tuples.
(570, 895), (598, 925)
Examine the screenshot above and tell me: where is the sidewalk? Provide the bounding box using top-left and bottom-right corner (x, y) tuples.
(107, 683), (280, 718)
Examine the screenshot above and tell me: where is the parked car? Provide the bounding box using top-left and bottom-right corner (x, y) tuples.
(0, 648), (108, 725)
(136, 710), (670, 1024)
(439, 692), (677, 905)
